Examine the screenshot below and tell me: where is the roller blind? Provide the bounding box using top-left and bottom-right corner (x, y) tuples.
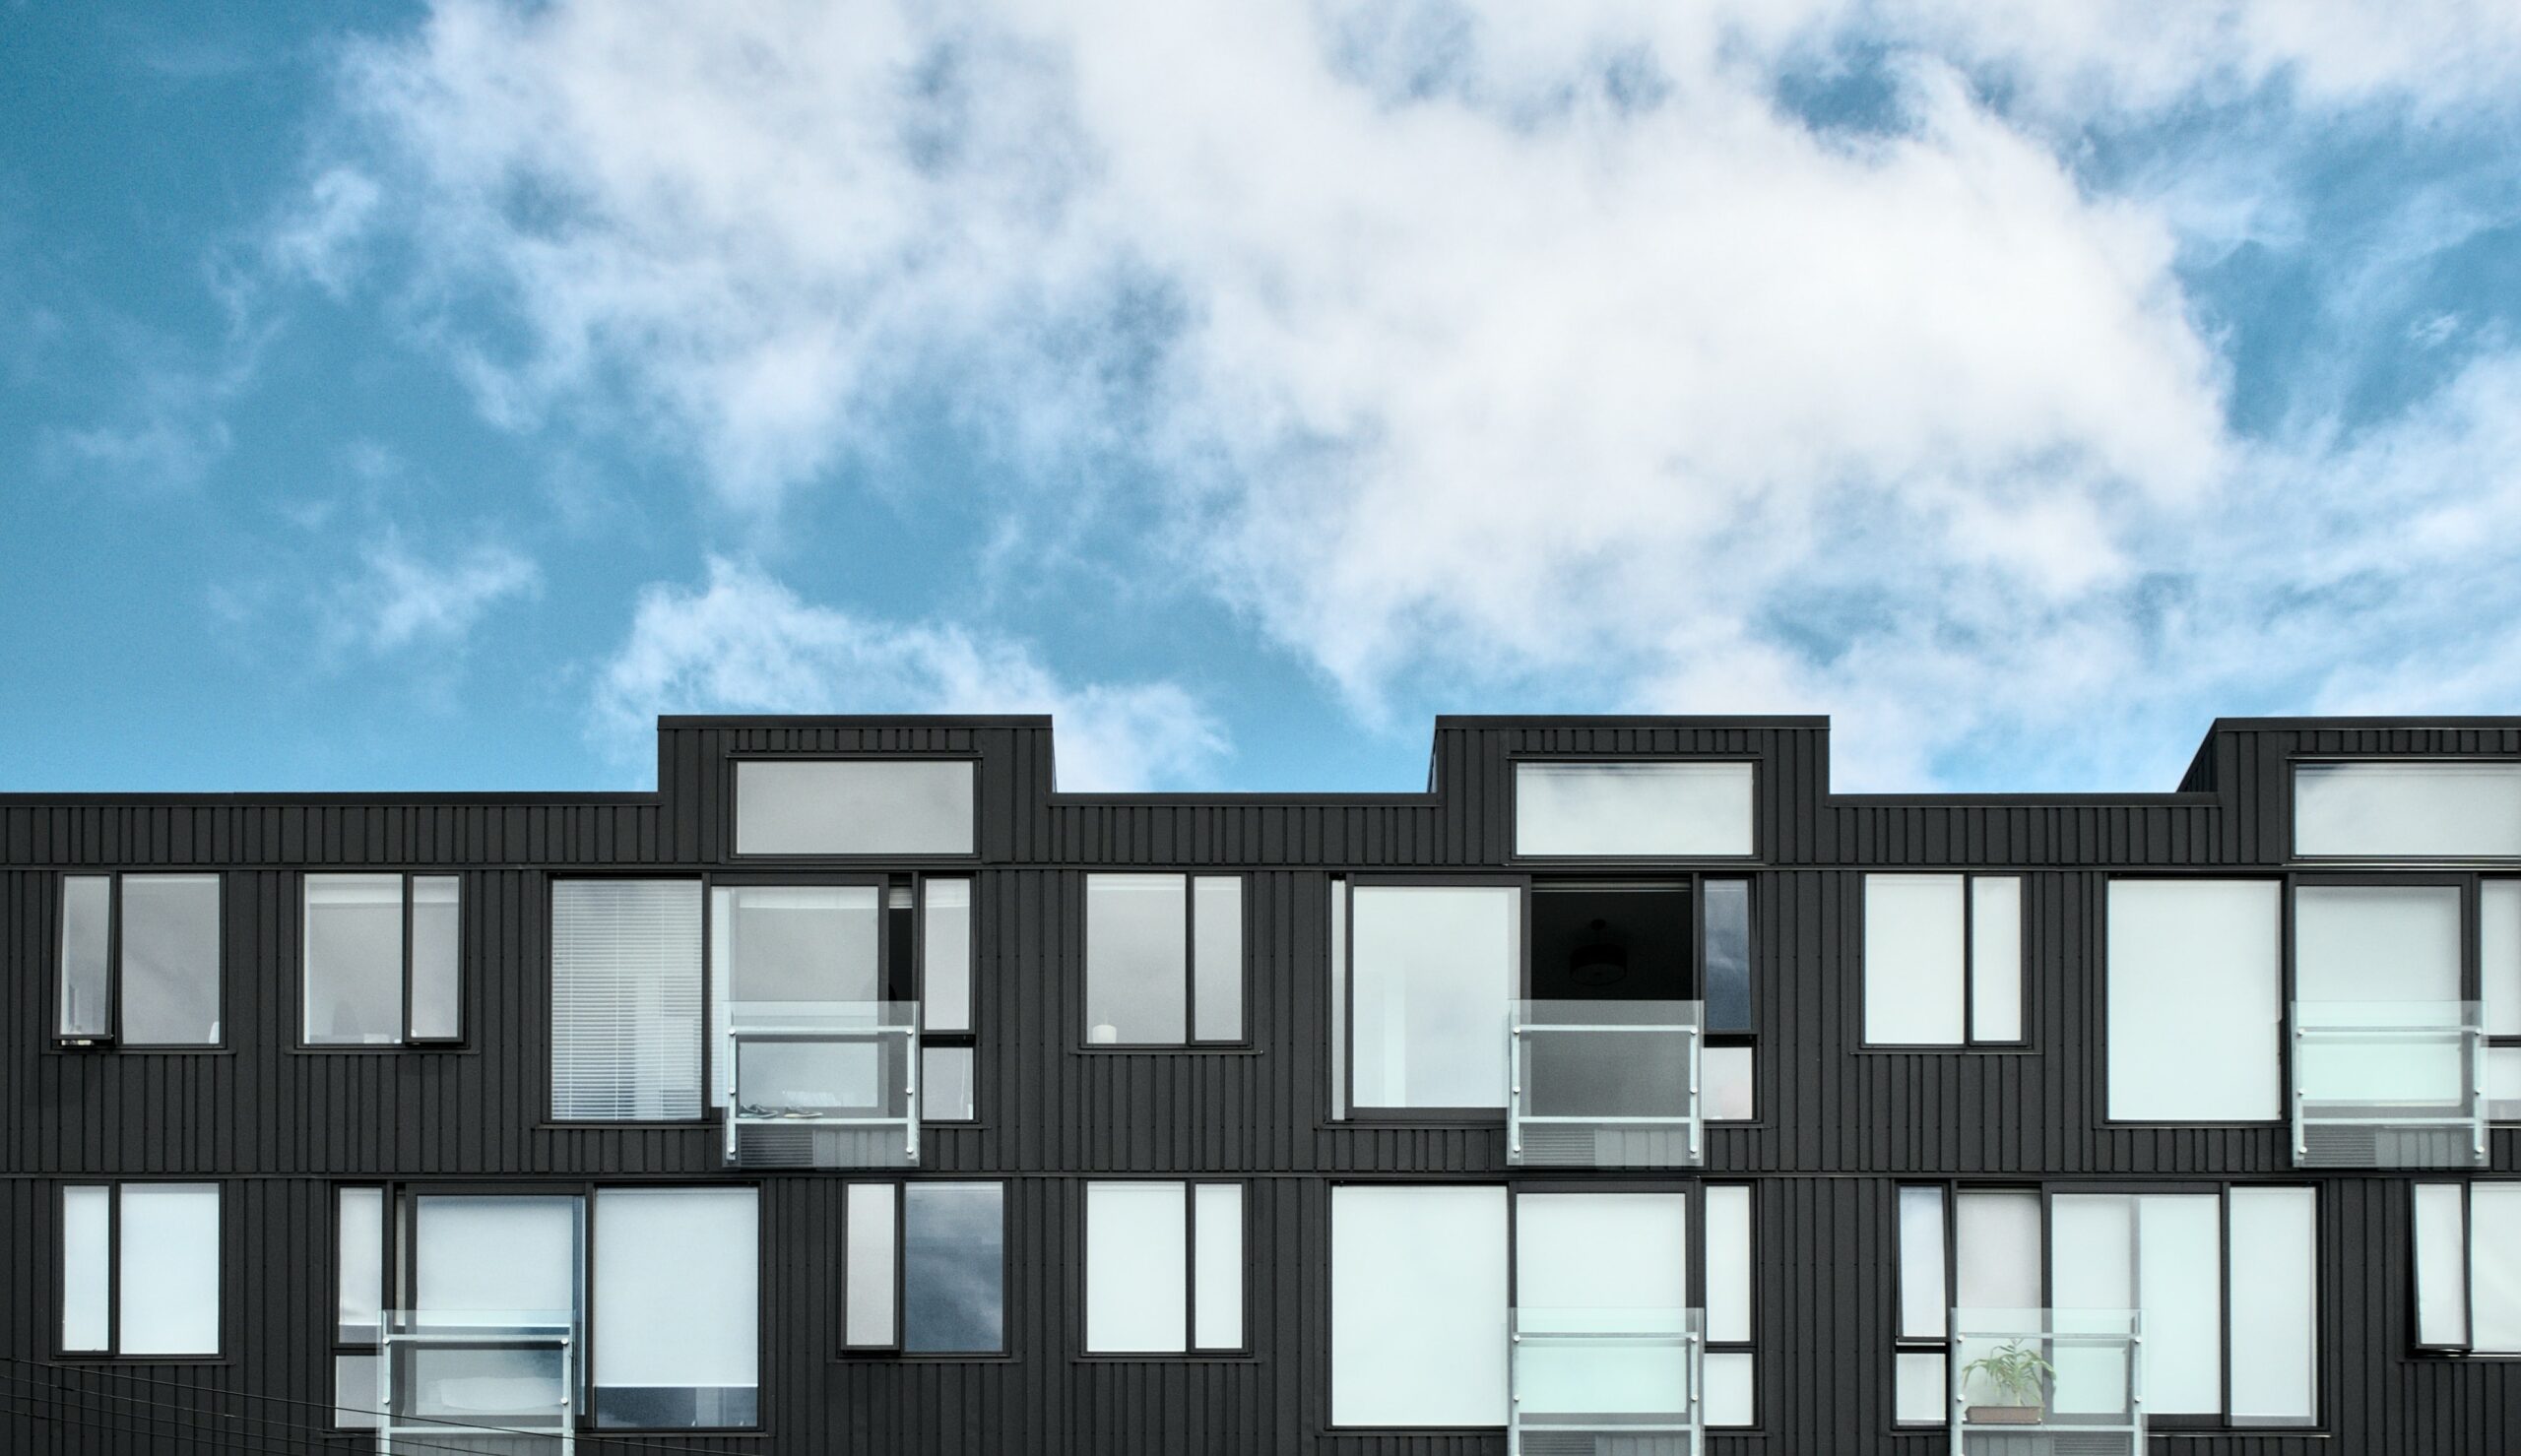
(594, 1188), (758, 1392)
(552, 880), (703, 1120)
(2105, 880), (2280, 1121)
(1332, 1185), (1507, 1425)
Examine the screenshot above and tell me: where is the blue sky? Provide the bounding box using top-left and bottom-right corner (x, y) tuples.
(6, 3), (2521, 795)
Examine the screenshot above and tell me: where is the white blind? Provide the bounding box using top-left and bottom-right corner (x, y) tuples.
(1332, 1185), (1507, 1425)
(118, 1184), (221, 1356)
(2105, 879), (2280, 1121)
(1193, 1184), (1245, 1351)
(1864, 875), (1965, 1045)
(552, 880), (703, 1120)
(1086, 1182), (1187, 1353)
(595, 1188), (758, 1389)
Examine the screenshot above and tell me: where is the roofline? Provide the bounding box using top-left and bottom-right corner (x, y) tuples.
(658, 714), (1054, 728)
(2205, 715), (2521, 730)
(0, 791), (660, 806)
(1432, 714), (1832, 728)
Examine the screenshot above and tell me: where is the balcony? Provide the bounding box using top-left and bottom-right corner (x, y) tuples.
(2291, 999), (2486, 1169)
(1949, 1309), (2143, 1456)
(1509, 1000), (1703, 1168)
(377, 1309), (575, 1455)
(723, 1001), (919, 1169)
(1509, 1305), (1701, 1456)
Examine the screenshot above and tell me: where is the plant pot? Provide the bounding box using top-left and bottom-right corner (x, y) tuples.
(1966, 1404), (2043, 1424)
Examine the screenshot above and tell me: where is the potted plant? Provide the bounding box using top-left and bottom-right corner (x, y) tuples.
(1961, 1339), (2056, 1424)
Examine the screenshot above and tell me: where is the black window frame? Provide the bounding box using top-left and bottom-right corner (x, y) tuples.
(51, 870), (226, 1051)
(1857, 871), (2029, 1050)
(54, 1179), (225, 1362)
(725, 753), (983, 862)
(297, 869), (467, 1050)
(2410, 1177), (2521, 1359)
(1078, 870), (1252, 1051)
(832, 1178), (1012, 1361)
(2098, 873), (2289, 1129)
(2287, 755), (2521, 865)
(1338, 873), (1528, 1123)
(1506, 755), (1764, 865)
(1077, 1177), (1254, 1360)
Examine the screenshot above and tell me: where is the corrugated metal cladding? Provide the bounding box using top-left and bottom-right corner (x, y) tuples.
(2, 713), (2517, 1453)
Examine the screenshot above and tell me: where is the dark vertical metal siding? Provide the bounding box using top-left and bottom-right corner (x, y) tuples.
(4, 718), (2518, 1451)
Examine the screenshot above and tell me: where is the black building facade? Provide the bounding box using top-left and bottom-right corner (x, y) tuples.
(5, 713), (2519, 1454)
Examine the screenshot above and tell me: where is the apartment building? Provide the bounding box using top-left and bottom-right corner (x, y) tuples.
(4, 714), (2518, 1454)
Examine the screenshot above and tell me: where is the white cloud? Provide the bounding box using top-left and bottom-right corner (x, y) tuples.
(591, 557), (1226, 791)
(336, 536), (541, 652)
(314, 2), (2521, 787)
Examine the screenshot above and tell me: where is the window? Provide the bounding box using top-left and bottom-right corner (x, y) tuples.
(1084, 1182), (1246, 1354)
(1701, 1184), (1757, 1426)
(551, 879), (704, 1120)
(1346, 883), (1520, 1112)
(303, 873), (462, 1045)
(1862, 874), (2023, 1045)
(837, 1181), (1006, 1355)
(2105, 879), (2281, 1121)
(55, 873), (223, 1046)
(1894, 1187), (2040, 1425)
(2414, 1181), (2521, 1353)
(1331, 1185), (1508, 1425)
(2294, 760), (2521, 859)
(592, 1188), (759, 1426)
(2486, 881), (2521, 1119)
(332, 1188), (386, 1428)
(922, 877), (977, 1121)
(1083, 873), (1244, 1045)
(735, 758), (975, 856)
(59, 1182), (221, 1358)
(1515, 761), (1755, 858)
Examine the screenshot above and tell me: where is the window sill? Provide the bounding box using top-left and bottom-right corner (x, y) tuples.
(1073, 1353), (1260, 1364)
(1071, 1045), (1262, 1056)
(1852, 1045), (2039, 1055)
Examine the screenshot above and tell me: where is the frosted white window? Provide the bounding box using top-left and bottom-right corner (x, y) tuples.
(1086, 875), (1186, 1044)
(844, 1184), (897, 1348)
(118, 1184), (221, 1356)
(335, 1353), (379, 1430)
(1954, 1191), (2041, 1313)
(2476, 1183), (2521, 1353)
(1194, 1184), (1245, 1351)
(415, 1195), (582, 1319)
(338, 1188), (384, 1341)
(1704, 1185), (1752, 1344)
(1864, 875), (1965, 1045)
(410, 876), (462, 1041)
(1704, 1045), (1755, 1120)
(2105, 880), (2281, 1121)
(1516, 761), (1755, 857)
(2228, 1187), (2316, 1423)
(1328, 878), (1347, 1118)
(1332, 1185), (1507, 1425)
(922, 878), (973, 1033)
(2052, 1194), (2220, 1416)
(1898, 1187), (1946, 1339)
(1972, 876), (2024, 1041)
(735, 759), (975, 856)
(57, 875), (111, 1039)
(1894, 1351), (1945, 1425)
(2412, 1183), (2467, 1347)
(1702, 1353), (1755, 1426)
(2492, 1048), (2521, 1121)
(709, 882), (881, 1110)
(1087, 1182), (1188, 1353)
(552, 879), (703, 1120)
(60, 1186), (109, 1353)
(1193, 876), (1244, 1042)
(304, 874), (406, 1045)
(922, 1046), (975, 1121)
(2295, 761), (2521, 859)
(594, 1188), (758, 1427)
(2295, 884), (2462, 1003)
(119, 875), (222, 1045)
(1349, 884), (1519, 1110)
(1514, 1193), (1690, 1429)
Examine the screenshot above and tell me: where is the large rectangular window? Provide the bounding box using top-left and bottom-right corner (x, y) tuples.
(835, 1181), (1008, 1356)
(735, 758), (976, 856)
(1862, 874), (2024, 1046)
(1347, 883), (1520, 1112)
(1331, 1185), (1508, 1426)
(55, 873), (223, 1046)
(2414, 1181), (2521, 1353)
(59, 1183), (221, 1358)
(551, 879), (704, 1120)
(1515, 761), (1755, 858)
(1084, 1181), (1246, 1354)
(1894, 1187), (2040, 1425)
(2295, 760), (2521, 859)
(1083, 873), (1245, 1046)
(2485, 881), (2521, 1119)
(2105, 880), (2281, 1121)
(303, 873), (462, 1045)
(593, 1188), (759, 1427)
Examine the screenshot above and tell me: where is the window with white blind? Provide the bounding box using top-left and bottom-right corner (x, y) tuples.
(1084, 1181), (1247, 1354)
(1863, 874), (2024, 1046)
(59, 1183), (222, 1358)
(2105, 880), (2282, 1121)
(2413, 1181), (2521, 1354)
(550, 879), (705, 1120)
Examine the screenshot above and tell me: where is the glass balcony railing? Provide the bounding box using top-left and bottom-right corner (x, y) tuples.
(2291, 999), (2486, 1169)
(378, 1309), (575, 1455)
(1509, 1000), (1703, 1168)
(724, 1001), (919, 1169)
(1510, 1306), (1701, 1456)
(1950, 1308), (2143, 1456)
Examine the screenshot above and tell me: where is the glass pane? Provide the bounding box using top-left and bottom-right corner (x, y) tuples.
(736, 1038), (895, 1115)
(1194, 1185), (1244, 1351)
(304, 874), (405, 1045)
(1898, 1187), (1947, 1339)
(1193, 876), (1244, 1042)
(60, 1185), (110, 1352)
(119, 874), (222, 1045)
(1328, 878), (1346, 1119)
(1333, 1185), (1508, 1425)
(711, 884), (882, 1111)
(415, 1195), (584, 1320)
(1970, 876), (2024, 1042)
(338, 1188), (385, 1342)
(1351, 884), (1519, 1109)
(1894, 1350), (1945, 1424)
(1086, 1182), (1186, 1353)
(409, 876), (461, 1041)
(2484, 881), (2521, 1038)
(118, 1183), (221, 1356)
(922, 878), (973, 1033)
(594, 1188), (758, 1427)
(1515, 761), (1755, 857)
(844, 1184), (896, 1347)
(1085, 874), (1186, 1044)
(2296, 885), (2462, 1003)
(551, 879), (703, 1120)
(1704, 1185), (1752, 1343)
(2412, 1183), (2469, 1346)
(923, 1045), (975, 1121)
(1703, 879), (1752, 1032)
(1703, 1352), (1755, 1425)
(2105, 879), (2281, 1120)
(2475, 1183), (2521, 1352)
(2295, 761), (2521, 858)
(57, 875), (111, 1038)
(2229, 1187), (2316, 1422)
(2492, 1047), (2521, 1122)
(1864, 875), (1965, 1045)
(1954, 1191), (2041, 1312)
(334, 1352), (379, 1430)
(1705, 1045), (1755, 1120)
(903, 1182), (1002, 1353)
(2053, 1194), (2222, 1416)
(735, 759), (975, 856)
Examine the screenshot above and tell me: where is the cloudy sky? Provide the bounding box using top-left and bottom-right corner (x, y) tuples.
(6, 2), (2520, 794)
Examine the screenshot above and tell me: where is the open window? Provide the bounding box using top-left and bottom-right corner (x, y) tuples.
(54, 873), (223, 1048)
(2413, 1181), (2521, 1354)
